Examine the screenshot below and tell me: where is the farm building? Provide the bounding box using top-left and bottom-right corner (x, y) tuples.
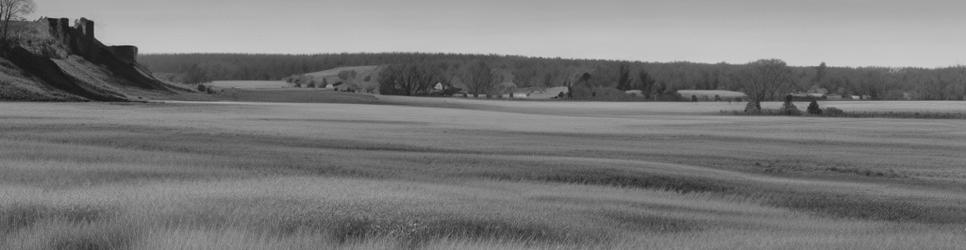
(676, 90), (747, 102)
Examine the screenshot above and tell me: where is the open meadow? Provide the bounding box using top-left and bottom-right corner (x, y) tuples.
(2, 100), (966, 249)
(206, 81), (294, 90)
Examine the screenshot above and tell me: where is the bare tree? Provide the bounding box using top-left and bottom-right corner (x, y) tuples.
(0, 0), (34, 42)
(738, 59), (793, 111)
(464, 60), (495, 98)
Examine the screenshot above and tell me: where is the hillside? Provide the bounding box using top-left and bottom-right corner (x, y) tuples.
(0, 18), (190, 101)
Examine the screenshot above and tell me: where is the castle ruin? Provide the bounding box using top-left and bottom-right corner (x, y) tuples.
(75, 18), (94, 39)
(45, 17), (138, 65)
(109, 46), (138, 65)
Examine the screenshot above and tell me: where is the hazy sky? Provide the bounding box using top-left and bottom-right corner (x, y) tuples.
(33, 0), (966, 67)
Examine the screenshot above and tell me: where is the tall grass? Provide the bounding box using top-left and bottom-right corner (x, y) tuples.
(1, 102), (965, 249)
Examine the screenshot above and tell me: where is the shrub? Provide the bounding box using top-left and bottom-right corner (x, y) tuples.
(824, 107), (845, 116)
(781, 95), (802, 116)
(782, 104), (802, 116)
(807, 100), (822, 115)
(196, 84), (206, 92)
(744, 102), (761, 113)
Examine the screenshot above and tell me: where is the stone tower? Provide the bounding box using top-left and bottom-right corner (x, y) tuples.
(109, 46), (138, 65)
(46, 18), (71, 40)
(75, 18), (94, 39)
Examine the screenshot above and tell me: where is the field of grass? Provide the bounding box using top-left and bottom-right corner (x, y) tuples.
(207, 81), (293, 90)
(167, 88), (380, 104)
(1, 100), (965, 249)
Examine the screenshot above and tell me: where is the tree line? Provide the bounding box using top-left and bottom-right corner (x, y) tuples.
(139, 53), (966, 101)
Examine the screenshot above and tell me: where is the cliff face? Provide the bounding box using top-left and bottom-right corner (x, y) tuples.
(0, 17), (184, 101)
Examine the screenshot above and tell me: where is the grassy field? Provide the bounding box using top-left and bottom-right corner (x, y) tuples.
(207, 81), (294, 90)
(168, 88), (380, 104)
(1, 100), (965, 249)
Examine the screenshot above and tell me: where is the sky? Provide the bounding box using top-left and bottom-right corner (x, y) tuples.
(32, 0), (966, 68)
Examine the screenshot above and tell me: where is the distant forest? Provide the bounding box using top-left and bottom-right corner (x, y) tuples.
(139, 53), (966, 100)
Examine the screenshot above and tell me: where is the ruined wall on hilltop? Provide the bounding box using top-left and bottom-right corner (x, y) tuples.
(76, 18), (94, 39)
(45, 17), (131, 62)
(1, 17), (182, 101)
(45, 18), (70, 40)
(39, 17), (166, 91)
(109, 46), (138, 65)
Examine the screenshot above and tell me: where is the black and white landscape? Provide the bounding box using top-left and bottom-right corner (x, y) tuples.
(1, 0), (966, 249)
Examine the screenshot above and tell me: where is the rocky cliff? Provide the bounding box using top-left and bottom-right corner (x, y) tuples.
(0, 17), (187, 101)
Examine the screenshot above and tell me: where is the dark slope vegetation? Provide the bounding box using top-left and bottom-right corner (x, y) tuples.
(0, 18), (189, 101)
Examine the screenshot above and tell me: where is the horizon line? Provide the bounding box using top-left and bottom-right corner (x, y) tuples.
(137, 51), (966, 70)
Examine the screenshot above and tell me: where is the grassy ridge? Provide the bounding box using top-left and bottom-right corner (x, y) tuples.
(1, 102), (965, 249)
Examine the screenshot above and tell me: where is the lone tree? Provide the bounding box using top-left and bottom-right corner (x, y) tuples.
(0, 0), (34, 42)
(578, 72), (592, 88)
(813, 62), (828, 84)
(739, 59), (793, 112)
(637, 70), (656, 99)
(463, 60), (496, 98)
(616, 64), (632, 91)
(807, 100), (822, 115)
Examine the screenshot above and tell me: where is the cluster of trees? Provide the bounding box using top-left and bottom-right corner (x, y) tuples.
(377, 62), (447, 96)
(462, 61), (497, 97)
(739, 59), (794, 110)
(140, 53), (966, 101)
(375, 60), (504, 97)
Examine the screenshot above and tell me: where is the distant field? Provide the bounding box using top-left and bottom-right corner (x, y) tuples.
(678, 90), (747, 99)
(1, 101), (965, 249)
(207, 80), (292, 89)
(379, 96), (966, 116)
(302, 66), (380, 79)
(169, 88), (380, 104)
(296, 65), (381, 91)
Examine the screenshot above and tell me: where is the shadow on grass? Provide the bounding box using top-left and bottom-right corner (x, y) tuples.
(764, 193), (966, 224)
(326, 216), (584, 249)
(479, 170), (735, 194)
(1, 205), (132, 250)
(0, 205), (107, 235)
(50, 228), (132, 250)
(722, 109), (966, 119)
(597, 211), (701, 233)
